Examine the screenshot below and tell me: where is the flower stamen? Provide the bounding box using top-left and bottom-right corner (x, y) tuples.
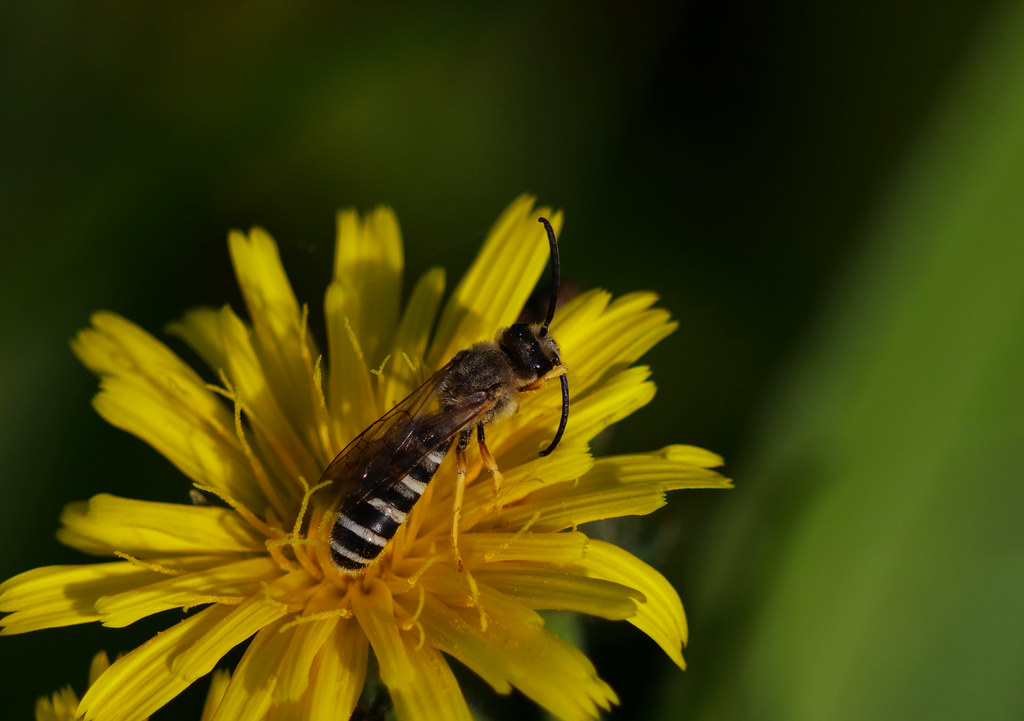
(267, 536), (326, 578)
(300, 305), (337, 467)
(482, 511), (542, 563)
(258, 581), (298, 614)
(311, 352), (338, 465)
(278, 606), (353, 633)
(208, 374), (291, 521)
(395, 585), (427, 649)
(292, 477), (332, 539)
(267, 483), (329, 577)
(370, 354), (391, 387)
(191, 481), (274, 539)
(399, 544), (438, 589)
(401, 351), (418, 377)
(313, 355), (326, 408)
(463, 568), (488, 633)
(265, 541), (303, 574)
(182, 594), (247, 611)
(112, 552), (183, 577)
(343, 317), (369, 377)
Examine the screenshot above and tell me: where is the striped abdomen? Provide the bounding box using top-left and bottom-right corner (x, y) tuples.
(329, 439), (452, 573)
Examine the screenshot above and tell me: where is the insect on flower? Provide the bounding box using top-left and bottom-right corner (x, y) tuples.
(0, 197), (731, 721)
(323, 217), (571, 574)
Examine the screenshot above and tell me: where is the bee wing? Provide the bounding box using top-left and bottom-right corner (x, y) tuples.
(319, 360), (492, 506)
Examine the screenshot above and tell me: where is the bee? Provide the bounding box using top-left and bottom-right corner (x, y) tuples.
(320, 217), (570, 574)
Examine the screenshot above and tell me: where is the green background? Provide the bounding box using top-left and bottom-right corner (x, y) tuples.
(2, 1), (1022, 719)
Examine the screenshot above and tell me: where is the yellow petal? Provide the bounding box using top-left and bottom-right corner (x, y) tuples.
(381, 267), (446, 408)
(553, 366), (656, 447)
(78, 604), (235, 721)
(406, 593), (512, 694)
(218, 302), (323, 481)
(171, 571), (313, 680)
(415, 571), (544, 630)
(488, 446), (731, 531)
(421, 584), (617, 721)
(472, 566), (643, 620)
(351, 578), (472, 721)
(662, 443), (725, 467)
(88, 651), (111, 685)
(200, 668), (231, 721)
(272, 613), (338, 704)
(332, 206), (404, 365)
(323, 207), (405, 445)
(57, 495), (264, 558)
(0, 562), (171, 635)
(457, 530), (591, 568)
(75, 313), (264, 512)
(165, 306), (227, 374)
(550, 290), (676, 397)
(74, 312), (224, 424)
(324, 280), (380, 444)
(349, 579), (406, 683)
(438, 442), (594, 530)
(392, 637), (473, 721)
(428, 195), (562, 367)
(229, 227), (305, 351)
(496, 486), (668, 532)
(89, 378), (266, 512)
(180, 305), (314, 511)
(493, 366), (654, 469)
(96, 557), (281, 628)
(35, 685), (79, 721)
(208, 617), (293, 721)
(407, 533), (593, 606)
(576, 540), (689, 669)
(229, 228), (331, 466)
(304, 618), (368, 721)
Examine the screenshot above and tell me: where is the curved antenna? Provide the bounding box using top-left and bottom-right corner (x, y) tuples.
(537, 217), (561, 338)
(539, 371), (570, 457)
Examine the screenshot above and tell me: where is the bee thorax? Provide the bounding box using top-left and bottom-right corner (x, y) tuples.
(438, 344), (516, 408)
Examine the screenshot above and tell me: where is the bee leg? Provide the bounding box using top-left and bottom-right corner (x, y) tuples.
(477, 423), (504, 502)
(452, 428), (472, 572)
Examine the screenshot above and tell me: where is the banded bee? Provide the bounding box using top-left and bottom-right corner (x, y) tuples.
(321, 218), (570, 574)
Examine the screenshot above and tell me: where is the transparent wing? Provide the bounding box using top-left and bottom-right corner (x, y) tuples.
(319, 359), (492, 507)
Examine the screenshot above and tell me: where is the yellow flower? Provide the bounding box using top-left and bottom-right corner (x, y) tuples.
(1, 196), (730, 721)
(35, 651), (231, 721)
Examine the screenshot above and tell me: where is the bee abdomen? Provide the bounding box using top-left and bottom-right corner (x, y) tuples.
(329, 440), (452, 573)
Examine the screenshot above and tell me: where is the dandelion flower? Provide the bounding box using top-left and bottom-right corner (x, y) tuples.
(0, 196), (730, 721)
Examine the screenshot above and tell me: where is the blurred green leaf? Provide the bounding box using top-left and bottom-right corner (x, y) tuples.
(671, 2), (1024, 720)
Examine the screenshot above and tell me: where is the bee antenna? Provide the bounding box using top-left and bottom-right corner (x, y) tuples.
(537, 217), (560, 338)
(539, 371), (569, 457)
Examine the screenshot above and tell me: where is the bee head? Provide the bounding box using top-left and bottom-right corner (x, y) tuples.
(498, 323), (561, 384)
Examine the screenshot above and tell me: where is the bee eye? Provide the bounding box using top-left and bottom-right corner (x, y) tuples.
(499, 323), (553, 377)
(525, 339), (553, 375)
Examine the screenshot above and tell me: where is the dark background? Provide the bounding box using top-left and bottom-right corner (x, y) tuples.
(3, 1), (1022, 719)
